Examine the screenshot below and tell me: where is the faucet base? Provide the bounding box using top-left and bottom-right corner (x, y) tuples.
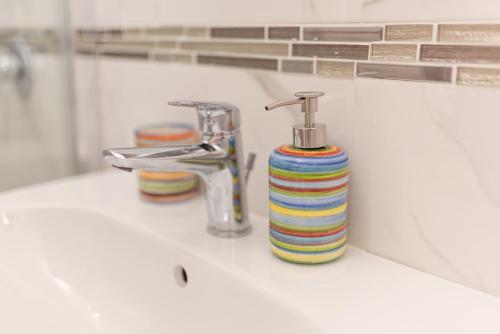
(207, 225), (252, 239)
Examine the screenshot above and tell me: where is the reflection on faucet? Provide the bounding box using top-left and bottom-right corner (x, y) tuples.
(103, 101), (252, 238)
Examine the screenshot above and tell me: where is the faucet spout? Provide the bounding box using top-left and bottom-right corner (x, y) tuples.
(103, 143), (226, 174)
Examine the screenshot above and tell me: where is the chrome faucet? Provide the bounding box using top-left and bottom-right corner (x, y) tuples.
(103, 101), (253, 238)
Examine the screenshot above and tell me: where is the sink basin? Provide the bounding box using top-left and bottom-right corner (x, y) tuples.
(0, 206), (319, 334)
(1, 171), (500, 333)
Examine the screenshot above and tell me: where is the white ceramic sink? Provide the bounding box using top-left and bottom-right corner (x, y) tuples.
(0, 207), (318, 333)
(1, 171), (500, 333)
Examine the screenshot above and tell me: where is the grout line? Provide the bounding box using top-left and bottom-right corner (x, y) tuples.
(451, 65), (458, 85)
(432, 23), (438, 42)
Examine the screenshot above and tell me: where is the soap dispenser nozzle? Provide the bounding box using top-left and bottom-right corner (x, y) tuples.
(265, 91), (326, 149)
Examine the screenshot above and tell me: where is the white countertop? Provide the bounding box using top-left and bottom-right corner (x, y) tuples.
(1, 170), (500, 333)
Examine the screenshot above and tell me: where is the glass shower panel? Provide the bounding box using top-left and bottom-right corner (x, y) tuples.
(0, 0), (76, 191)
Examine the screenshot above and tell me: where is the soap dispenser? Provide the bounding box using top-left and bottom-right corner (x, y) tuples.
(265, 91), (349, 264)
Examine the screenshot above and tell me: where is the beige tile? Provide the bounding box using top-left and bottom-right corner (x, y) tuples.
(439, 24), (500, 43)
(281, 60), (313, 74)
(153, 53), (193, 64)
(98, 40), (176, 51)
(97, 40), (160, 59)
(421, 44), (500, 64)
(154, 41), (177, 49)
(317, 61), (355, 78)
(357, 63), (452, 82)
(74, 41), (98, 54)
(0, 28), (19, 40)
(185, 27), (209, 37)
(210, 27), (265, 39)
(385, 24), (433, 41)
(292, 44), (369, 60)
(197, 55), (278, 70)
(142, 26), (183, 36)
(457, 67), (500, 87)
(304, 27), (382, 42)
(123, 28), (143, 35)
(371, 44), (417, 62)
(180, 41), (288, 56)
(268, 27), (300, 40)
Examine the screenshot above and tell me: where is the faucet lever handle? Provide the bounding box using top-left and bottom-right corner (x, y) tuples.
(245, 152), (256, 183)
(168, 100), (241, 133)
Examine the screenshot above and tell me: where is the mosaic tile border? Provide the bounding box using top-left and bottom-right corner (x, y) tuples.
(0, 29), (61, 53)
(75, 23), (500, 88)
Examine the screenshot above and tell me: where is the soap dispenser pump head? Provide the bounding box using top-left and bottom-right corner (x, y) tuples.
(265, 91), (327, 149)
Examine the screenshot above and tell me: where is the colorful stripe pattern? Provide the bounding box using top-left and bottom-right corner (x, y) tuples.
(269, 144), (349, 264)
(135, 122), (199, 203)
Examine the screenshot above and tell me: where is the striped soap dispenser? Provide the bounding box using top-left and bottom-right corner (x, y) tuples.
(265, 91), (349, 264)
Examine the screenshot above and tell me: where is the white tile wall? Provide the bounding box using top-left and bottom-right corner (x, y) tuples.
(94, 0), (363, 26)
(0, 55), (74, 190)
(0, 0), (63, 28)
(362, 0), (500, 22)
(74, 56), (103, 172)
(349, 79), (500, 296)
(89, 0), (500, 27)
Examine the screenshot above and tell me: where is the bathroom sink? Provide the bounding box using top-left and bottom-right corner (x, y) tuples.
(0, 207), (318, 333)
(1, 171), (500, 333)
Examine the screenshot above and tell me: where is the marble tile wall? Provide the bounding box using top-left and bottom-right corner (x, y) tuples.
(71, 0), (500, 298)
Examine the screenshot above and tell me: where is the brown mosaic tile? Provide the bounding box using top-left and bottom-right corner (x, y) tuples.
(420, 44), (500, 64)
(180, 41), (288, 56)
(292, 44), (369, 60)
(211, 27), (265, 39)
(100, 49), (149, 59)
(357, 63), (452, 82)
(197, 55), (278, 70)
(304, 27), (382, 42)
(385, 24), (433, 41)
(438, 24), (500, 43)
(316, 61), (355, 78)
(281, 60), (313, 74)
(371, 44), (417, 62)
(268, 27), (300, 40)
(457, 67), (500, 87)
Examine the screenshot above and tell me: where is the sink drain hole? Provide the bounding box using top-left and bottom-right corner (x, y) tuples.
(174, 265), (188, 287)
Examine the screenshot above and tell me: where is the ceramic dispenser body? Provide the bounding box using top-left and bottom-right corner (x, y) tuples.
(266, 92), (349, 264)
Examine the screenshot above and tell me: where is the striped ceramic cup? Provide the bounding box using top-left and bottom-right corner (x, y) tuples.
(135, 122), (199, 203)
